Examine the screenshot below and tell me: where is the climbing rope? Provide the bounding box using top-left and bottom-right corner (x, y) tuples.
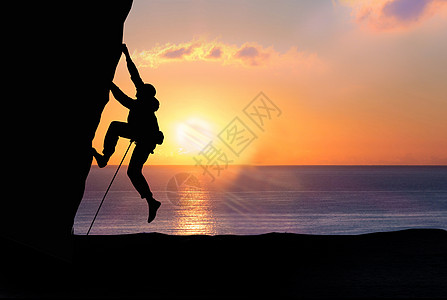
(86, 140), (133, 235)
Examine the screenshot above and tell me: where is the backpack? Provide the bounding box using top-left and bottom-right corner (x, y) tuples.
(155, 130), (164, 145)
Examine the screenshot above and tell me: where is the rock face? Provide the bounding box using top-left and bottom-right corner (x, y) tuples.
(3, 2), (133, 258)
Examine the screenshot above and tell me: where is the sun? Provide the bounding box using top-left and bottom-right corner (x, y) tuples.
(175, 117), (216, 154)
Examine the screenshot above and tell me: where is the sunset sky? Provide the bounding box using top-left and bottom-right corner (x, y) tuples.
(94, 0), (447, 165)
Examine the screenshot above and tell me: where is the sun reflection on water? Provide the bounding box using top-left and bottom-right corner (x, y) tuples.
(164, 166), (247, 235)
(171, 189), (217, 235)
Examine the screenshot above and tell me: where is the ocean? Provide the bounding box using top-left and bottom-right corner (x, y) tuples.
(74, 165), (447, 235)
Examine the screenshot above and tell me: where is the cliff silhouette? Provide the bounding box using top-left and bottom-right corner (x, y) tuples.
(2, 1), (133, 258)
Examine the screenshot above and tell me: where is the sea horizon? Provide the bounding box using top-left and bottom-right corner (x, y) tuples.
(75, 165), (447, 236)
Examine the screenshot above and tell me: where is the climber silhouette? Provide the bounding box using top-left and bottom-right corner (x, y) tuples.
(93, 44), (164, 223)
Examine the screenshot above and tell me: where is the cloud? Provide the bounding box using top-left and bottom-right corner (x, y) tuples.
(383, 0), (431, 21)
(338, 0), (447, 31)
(234, 45), (270, 66)
(206, 47), (222, 59)
(132, 38), (324, 70)
(162, 45), (195, 58)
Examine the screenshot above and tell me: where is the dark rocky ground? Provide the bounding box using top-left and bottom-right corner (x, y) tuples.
(2, 229), (446, 298)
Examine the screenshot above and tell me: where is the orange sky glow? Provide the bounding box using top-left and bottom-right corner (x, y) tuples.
(93, 0), (447, 165)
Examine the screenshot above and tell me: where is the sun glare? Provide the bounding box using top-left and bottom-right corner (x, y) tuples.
(175, 117), (216, 154)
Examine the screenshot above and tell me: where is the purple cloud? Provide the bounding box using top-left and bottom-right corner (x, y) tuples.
(235, 46), (259, 58)
(344, 0), (447, 31)
(162, 45), (194, 59)
(207, 47), (222, 59)
(382, 0), (431, 21)
(233, 45), (272, 66)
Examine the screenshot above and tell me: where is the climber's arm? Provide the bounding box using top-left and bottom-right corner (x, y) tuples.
(110, 82), (135, 109)
(122, 44), (144, 89)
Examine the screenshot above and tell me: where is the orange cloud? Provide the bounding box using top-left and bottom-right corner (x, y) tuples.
(339, 0), (447, 31)
(132, 38), (324, 70)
